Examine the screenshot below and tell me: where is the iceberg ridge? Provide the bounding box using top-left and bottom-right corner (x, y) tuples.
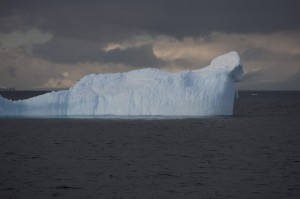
(0, 51), (243, 117)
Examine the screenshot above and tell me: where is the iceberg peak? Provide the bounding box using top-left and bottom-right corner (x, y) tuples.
(210, 51), (240, 69)
(209, 51), (243, 82)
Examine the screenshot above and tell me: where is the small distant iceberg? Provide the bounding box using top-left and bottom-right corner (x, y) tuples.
(0, 51), (243, 117)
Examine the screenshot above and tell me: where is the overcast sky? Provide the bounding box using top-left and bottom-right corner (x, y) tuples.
(0, 0), (299, 90)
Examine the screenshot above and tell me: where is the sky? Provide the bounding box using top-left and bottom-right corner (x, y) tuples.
(0, 0), (300, 90)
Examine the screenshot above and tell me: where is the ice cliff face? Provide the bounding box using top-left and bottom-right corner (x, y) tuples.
(0, 51), (243, 117)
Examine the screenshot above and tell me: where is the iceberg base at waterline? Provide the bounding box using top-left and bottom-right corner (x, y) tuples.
(0, 51), (243, 117)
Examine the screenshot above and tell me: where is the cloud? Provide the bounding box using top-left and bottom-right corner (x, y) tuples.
(103, 31), (300, 71)
(0, 47), (138, 89)
(0, 0), (300, 90)
(241, 69), (264, 82)
(33, 36), (103, 63)
(0, 28), (52, 49)
(102, 44), (165, 67)
(102, 31), (300, 88)
(1, 0), (300, 40)
(33, 36), (166, 67)
(238, 70), (300, 90)
(273, 71), (300, 90)
(1, 30), (300, 90)
(2, 65), (17, 77)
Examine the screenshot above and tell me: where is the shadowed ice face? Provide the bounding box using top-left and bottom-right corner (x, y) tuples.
(229, 64), (244, 82)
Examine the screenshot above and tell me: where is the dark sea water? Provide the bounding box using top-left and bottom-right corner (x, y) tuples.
(0, 91), (300, 199)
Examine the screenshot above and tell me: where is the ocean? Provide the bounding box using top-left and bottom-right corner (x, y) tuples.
(0, 91), (299, 198)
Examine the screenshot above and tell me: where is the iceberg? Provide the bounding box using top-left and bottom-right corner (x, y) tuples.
(0, 51), (243, 117)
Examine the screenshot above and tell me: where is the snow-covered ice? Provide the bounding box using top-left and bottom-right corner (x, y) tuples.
(0, 51), (243, 117)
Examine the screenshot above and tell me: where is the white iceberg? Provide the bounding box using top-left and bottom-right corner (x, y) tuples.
(0, 51), (243, 117)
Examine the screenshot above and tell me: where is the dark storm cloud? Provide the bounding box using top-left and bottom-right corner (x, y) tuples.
(102, 45), (165, 67)
(1, 0), (300, 39)
(1, 0), (299, 65)
(34, 37), (165, 67)
(33, 37), (104, 63)
(2, 65), (17, 77)
(1, 0), (300, 89)
(241, 47), (300, 63)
